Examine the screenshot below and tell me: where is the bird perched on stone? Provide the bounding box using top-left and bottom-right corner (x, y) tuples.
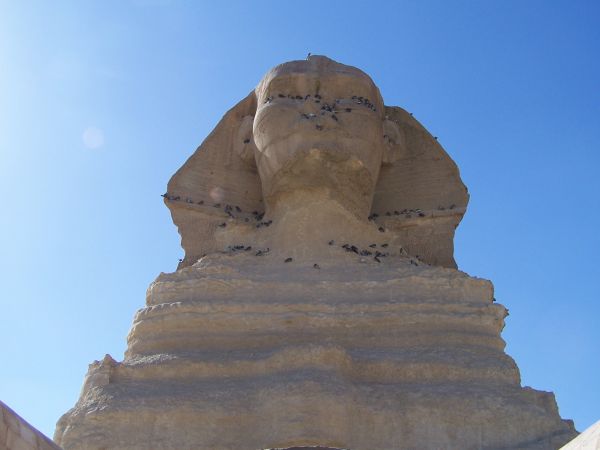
(313, 263), (320, 269)
(285, 257), (293, 263)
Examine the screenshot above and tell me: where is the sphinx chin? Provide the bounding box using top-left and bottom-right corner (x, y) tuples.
(264, 146), (376, 218)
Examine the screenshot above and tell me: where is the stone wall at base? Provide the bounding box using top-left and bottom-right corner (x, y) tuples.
(560, 419), (600, 449)
(1, 401), (61, 450)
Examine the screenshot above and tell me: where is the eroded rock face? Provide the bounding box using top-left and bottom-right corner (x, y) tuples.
(55, 56), (576, 450)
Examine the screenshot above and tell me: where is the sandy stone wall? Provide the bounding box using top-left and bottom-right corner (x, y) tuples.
(1, 401), (61, 450)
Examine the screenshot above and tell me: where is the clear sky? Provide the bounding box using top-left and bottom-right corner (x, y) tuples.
(1, 0), (598, 439)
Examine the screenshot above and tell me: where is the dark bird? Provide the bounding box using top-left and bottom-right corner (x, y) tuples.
(374, 256), (381, 263)
(307, 52), (311, 59)
(235, 206), (241, 212)
(243, 138), (250, 144)
(218, 223), (227, 228)
(285, 257), (293, 263)
(378, 227), (385, 232)
(331, 115), (338, 121)
(161, 193), (167, 198)
(328, 240), (335, 245)
(381, 243), (389, 248)
(213, 203), (221, 208)
(369, 244), (376, 248)
(313, 263), (320, 269)
(345, 108), (352, 112)
(197, 200), (204, 205)
(418, 212), (425, 217)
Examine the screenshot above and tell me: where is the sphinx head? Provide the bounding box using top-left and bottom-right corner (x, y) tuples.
(166, 55), (468, 269)
(252, 56), (386, 218)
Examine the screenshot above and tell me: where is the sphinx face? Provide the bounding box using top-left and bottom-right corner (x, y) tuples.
(252, 56), (385, 217)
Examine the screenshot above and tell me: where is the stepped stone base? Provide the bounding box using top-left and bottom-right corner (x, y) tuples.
(55, 253), (576, 450)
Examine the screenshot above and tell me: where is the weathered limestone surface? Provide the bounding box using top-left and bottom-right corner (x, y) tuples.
(55, 56), (576, 450)
(1, 400), (61, 450)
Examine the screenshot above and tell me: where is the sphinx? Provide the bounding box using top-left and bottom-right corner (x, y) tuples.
(55, 56), (576, 450)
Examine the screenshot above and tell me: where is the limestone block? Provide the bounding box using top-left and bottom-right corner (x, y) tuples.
(1, 400), (61, 450)
(561, 419), (600, 449)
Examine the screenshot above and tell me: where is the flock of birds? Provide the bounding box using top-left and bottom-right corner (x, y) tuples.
(265, 93), (377, 111)
(219, 239), (415, 267)
(165, 193), (431, 268)
(263, 93), (378, 131)
(261, 89), (441, 140)
(162, 193), (458, 223)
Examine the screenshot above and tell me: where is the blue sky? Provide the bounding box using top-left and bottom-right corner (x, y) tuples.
(1, 0), (598, 439)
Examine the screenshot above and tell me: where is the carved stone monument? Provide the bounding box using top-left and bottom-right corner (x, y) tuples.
(55, 56), (577, 449)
